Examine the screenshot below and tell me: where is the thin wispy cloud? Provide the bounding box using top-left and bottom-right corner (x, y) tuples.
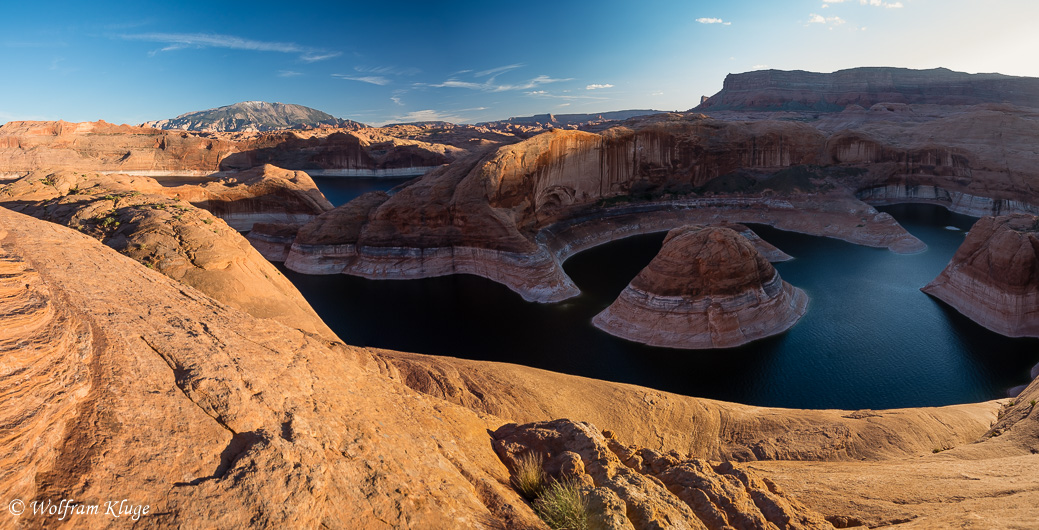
(475, 64), (523, 78)
(277, 70), (302, 77)
(390, 96), (403, 105)
(429, 73), (571, 93)
(356, 65), (421, 76)
(333, 74), (390, 85)
(752, 64), (770, 70)
(696, 17), (732, 25)
(301, 52), (342, 63)
(120, 32), (341, 62)
(586, 83), (614, 90)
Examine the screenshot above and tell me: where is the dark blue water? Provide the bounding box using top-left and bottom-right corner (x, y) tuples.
(280, 201), (1039, 409)
(311, 176), (414, 206)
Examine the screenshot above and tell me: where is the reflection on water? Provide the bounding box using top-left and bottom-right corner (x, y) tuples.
(280, 200), (1039, 409)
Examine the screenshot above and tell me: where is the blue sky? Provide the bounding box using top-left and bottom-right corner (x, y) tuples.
(2, 0), (1037, 126)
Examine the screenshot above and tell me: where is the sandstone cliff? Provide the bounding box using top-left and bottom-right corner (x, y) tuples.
(698, 67), (1039, 111)
(285, 121), (924, 302)
(923, 214), (1039, 337)
(593, 226), (808, 349)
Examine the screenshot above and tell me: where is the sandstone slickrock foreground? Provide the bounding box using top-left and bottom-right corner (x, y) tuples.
(593, 226), (808, 349)
(0, 170), (336, 340)
(0, 206), (545, 528)
(923, 214), (1039, 337)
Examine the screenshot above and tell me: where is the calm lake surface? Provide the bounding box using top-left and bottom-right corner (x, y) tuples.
(283, 184), (1039, 409)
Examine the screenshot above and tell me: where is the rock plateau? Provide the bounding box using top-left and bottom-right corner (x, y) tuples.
(593, 226), (808, 349)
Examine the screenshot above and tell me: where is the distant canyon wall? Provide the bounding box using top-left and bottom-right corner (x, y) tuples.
(699, 67), (1039, 110)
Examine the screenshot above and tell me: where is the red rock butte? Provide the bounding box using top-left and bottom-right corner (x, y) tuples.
(593, 226), (808, 349)
(923, 214), (1039, 337)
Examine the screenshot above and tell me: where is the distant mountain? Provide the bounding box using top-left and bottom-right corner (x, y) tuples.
(479, 110), (664, 128)
(142, 101), (366, 132)
(696, 67), (1039, 111)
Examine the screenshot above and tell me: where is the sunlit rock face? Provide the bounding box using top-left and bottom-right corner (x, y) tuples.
(923, 214), (1039, 337)
(593, 225), (808, 349)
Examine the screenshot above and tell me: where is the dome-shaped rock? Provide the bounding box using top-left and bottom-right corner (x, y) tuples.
(593, 225), (808, 349)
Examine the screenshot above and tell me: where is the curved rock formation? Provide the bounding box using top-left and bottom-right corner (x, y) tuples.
(593, 226), (808, 349)
(285, 122), (924, 302)
(923, 214), (1039, 337)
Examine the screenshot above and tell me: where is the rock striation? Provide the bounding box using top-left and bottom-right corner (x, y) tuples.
(697, 67), (1039, 111)
(923, 214), (1039, 337)
(593, 226), (808, 349)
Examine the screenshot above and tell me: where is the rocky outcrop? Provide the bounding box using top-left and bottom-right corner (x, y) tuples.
(142, 101), (365, 132)
(493, 419), (832, 530)
(187, 164), (334, 231)
(698, 67), (1039, 111)
(923, 214), (1039, 337)
(0, 171), (337, 340)
(593, 226), (808, 349)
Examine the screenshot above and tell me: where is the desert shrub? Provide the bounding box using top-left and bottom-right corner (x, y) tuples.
(533, 478), (590, 530)
(512, 452), (547, 500)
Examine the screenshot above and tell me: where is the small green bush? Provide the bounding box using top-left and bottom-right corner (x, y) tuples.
(512, 452), (547, 500)
(533, 478), (590, 530)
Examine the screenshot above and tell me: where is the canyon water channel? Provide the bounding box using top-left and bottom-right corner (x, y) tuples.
(281, 177), (1039, 410)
